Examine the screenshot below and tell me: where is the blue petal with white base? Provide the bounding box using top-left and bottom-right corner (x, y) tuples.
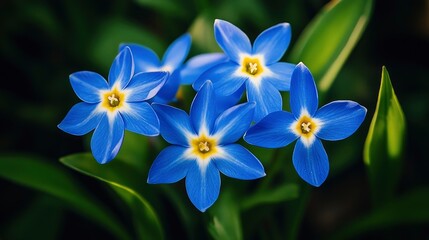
(293, 138), (329, 187)
(193, 61), (247, 95)
(246, 80), (282, 122)
(244, 111), (297, 148)
(190, 81), (216, 133)
(290, 63), (319, 116)
(213, 144), (265, 180)
(147, 146), (193, 184)
(121, 102), (160, 136)
(245, 62), (366, 186)
(58, 103), (104, 136)
(91, 114), (125, 164)
(212, 102), (255, 144)
(180, 53), (228, 85)
(120, 43), (159, 72)
(152, 104), (195, 146)
(214, 19), (251, 63)
(162, 34), (192, 70)
(70, 71), (108, 103)
(108, 47), (134, 89)
(315, 101), (367, 141)
(125, 71), (168, 102)
(186, 161), (221, 212)
(253, 23), (291, 64)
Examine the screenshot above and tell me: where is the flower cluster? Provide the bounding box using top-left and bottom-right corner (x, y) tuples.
(59, 19), (366, 211)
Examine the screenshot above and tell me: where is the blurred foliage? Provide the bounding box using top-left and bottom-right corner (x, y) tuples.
(289, 0), (372, 93)
(1, 0), (429, 239)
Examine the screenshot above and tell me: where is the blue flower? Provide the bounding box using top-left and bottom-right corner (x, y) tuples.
(120, 33), (191, 104)
(193, 19), (296, 122)
(244, 63), (366, 186)
(148, 81), (265, 212)
(58, 47), (168, 164)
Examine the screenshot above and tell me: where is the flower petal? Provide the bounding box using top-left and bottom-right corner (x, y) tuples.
(180, 53), (228, 85)
(152, 103), (196, 146)
(152, 69), (180, 104)
(193, 62), (246, 96)
(190, 81), (216, 134)
(185, 161), (220, 212)
(91, 113), (125, 164)
(125, 71), (168, 102)
(162, 33), (192, 70)
(246, 80), (282, 122)
(147, 145), (193, 184)
(315, 100), (367, 141)
(293, 138), (329, 187)
(58, 102), (104, 136)
(264, 62), (295, 91)
(244, 111), (298, 148)
(213, 144), (265, 180)
(69, 71), (109, 103)
(214, 86), (244, 115)
(253, 23), (291, 64)
(290, 63), (319, 117)
(108, 46), (134, 89)
(214, 19), (251, 63)
(120, 43), (160, 72)
(212, 102), (255, 145)
(120, 102), (160, 136)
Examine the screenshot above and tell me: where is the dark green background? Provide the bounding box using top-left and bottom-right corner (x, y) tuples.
(1, 0), (428, 239)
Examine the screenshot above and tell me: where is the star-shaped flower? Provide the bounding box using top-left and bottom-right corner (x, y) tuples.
(244, 63), (366, 186)
(193, 19), (295, 122)
(148, 81), (265, 212)
(58, 47), (168, 164)
(121, 33), (191, 103)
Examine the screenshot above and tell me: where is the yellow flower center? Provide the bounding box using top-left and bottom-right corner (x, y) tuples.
(191, 135), (217, 159)
(295, 115), (317, 136)
(102, 88), (125, 111)
(242, 57), (263, 76)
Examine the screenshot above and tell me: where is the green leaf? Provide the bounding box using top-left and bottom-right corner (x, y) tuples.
(208, 189), (242, 240)
(241, 183), (299, 210)
(0, 154), (131, 240)
(90, 19), (164, 70)
(60, 153), (163, 240)
(332, 188), (429, 239)
(289, 0), (373, 92)
(116, 131), (150, 171)
(135, 0), (187, 17)
(364, 66), (406, 206)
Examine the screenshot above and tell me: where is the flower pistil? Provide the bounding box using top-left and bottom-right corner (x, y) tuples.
(102, 88), (125, 111)
(191, 135), (218, 159)
(242, 57), (264, 76)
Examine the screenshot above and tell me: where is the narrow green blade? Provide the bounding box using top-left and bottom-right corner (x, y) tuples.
(364, 66), (406, 205)
(289, 0), (373, 92)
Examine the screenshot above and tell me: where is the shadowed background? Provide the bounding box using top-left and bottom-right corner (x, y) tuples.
(1, 0), (428, 239)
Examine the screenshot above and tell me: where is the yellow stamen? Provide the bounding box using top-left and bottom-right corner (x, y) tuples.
(242, 57), (263, 76)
